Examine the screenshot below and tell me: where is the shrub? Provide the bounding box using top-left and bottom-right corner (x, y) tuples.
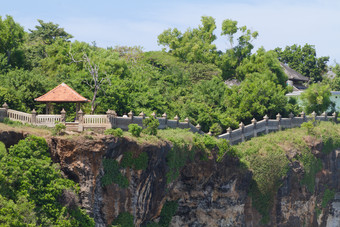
(112, 212), (134, 227)
(53, 123), (66, 136)
(216, 139), (231, 162)
(322, 188), (335, 208)
(128, 124), (142, 137)
(209, 123), (222, 136)
(301, 121), (316, 135)
(143, 117), (160, 136)
(158, 201), (178, 227)
(120, 151), (149, 170)
(301, 83), (334, 114)
(101, 159), (129, 188)
(3, 117), (23, 126)
(104, 128), (123, 137)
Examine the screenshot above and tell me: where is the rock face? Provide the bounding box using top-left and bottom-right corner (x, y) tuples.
(48, 135), (252, 226)
(2, 130), (340, 227)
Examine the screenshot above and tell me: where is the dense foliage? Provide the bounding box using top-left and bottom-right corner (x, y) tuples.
(275, 44), (329, 82)
(235, 121), (340, 223)
(0, 136), (94, 226)
(0, 15), (319, 134)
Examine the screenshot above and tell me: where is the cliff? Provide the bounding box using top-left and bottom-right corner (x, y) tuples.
(1, 122), (340, 226)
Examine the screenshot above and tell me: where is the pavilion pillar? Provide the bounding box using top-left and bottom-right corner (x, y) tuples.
(76, 102), (81, 121)
(46, 102), (52, 114)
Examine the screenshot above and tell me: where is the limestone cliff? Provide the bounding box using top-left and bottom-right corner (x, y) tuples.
(1, 129), (340, 227)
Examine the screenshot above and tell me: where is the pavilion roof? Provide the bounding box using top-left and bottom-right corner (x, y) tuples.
(35, 83), (90, 103)
(280, 62), (309, 82)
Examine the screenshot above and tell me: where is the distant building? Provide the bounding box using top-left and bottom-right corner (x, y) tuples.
(280, 62), (309, 91)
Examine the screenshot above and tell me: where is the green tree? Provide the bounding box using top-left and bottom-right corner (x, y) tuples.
(300, 83), (334, 114)
(158, 16), (218, 64)
(218, 19), (259, 80)
(236, 48), (287, 86)
(29, 19), (73, 45)
(0, 15), (25, 65)
(275, 44), (329, 82)
(0, 137), (94, 226)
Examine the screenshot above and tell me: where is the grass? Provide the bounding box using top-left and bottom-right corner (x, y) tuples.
(0, 122), (52, 137)
(234, 121), (340, 223)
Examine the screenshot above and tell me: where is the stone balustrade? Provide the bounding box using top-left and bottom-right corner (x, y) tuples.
(1, 102), (336, 141)
(218, 112), (337, 145)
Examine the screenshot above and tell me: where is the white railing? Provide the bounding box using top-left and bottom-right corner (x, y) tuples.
(83, 115), (108, 125)
(7, 109), (32, 124)
(36, 115), (61, 127)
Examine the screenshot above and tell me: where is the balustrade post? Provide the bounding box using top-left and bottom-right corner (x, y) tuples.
(162, 113), (167, 127)
(139, 111), (145, 119)
(151, 112), (156, 118)
(276, 113), (282, 131)
(311, 111), (316, 122)
(31, 109), (37, 125)
(289, 112), (294, 128)
(106, 109), (112, 129)
(321, 111), (327, 121)
(333, 112), (337, 123)
(196, 123), (201, 132)
(128, 110), (134, 123)
(78, 109), (84, 132)
(60, 109), (66, 124)
(239, 122), (245, 142)
(251, 118), (257, 137)
(2, 103), (8, 120)
(227, 127), (232, 145)
(184, 117), (189, 128)
(174, 115), (179, 127)
(112, 110), (117, 127)
(264, 115), (269, 134)
(301, 111), (306, 123)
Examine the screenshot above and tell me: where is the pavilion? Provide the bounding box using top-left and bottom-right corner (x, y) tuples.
(34, 83), (90, 120)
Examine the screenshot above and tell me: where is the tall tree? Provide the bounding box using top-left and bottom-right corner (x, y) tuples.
(29, 19), (73, 45)
(218, 19), (259, 80)
(275, 44), (329, 82)
(0, 15), (25, 65)
(158, 16), (218, 64)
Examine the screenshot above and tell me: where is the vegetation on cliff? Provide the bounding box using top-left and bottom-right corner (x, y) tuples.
(235, 121), (340, 223)
(0, 135), (94, 226)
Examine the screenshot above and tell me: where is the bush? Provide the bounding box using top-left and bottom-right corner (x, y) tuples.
(101, 159), (129, 188)
(209, 123), (222, 136)
(216, 139), (232, 162)
(53, 123), (66, 136)
(158, 201), (178, 227)
(143, 117), (160, 136)
(120, 151), (149, 170)
(322, 188), (335, 208)
(301, 84), (334, 114)
(3, 117), (23, 126)
(112, 212), (134, 227)
(104, 128), (123, 137)
(128, 124), (142, 137)
(301, 121), (316, 135)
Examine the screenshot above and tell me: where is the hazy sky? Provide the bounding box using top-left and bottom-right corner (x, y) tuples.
(2, 0), (340, 63)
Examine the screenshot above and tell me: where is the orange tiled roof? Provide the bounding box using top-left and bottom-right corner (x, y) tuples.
(35, 83), (90, 103)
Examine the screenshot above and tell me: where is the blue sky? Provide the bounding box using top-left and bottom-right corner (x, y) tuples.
(2, 0), (340, 63)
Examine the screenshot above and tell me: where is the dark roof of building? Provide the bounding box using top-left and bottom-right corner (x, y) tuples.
(280, 62), (309, 82)
(35, 83), (90, 103)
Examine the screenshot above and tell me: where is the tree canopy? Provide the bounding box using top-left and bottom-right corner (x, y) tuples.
(0, 136), (94, 226)
(275, 44), (329, 82)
